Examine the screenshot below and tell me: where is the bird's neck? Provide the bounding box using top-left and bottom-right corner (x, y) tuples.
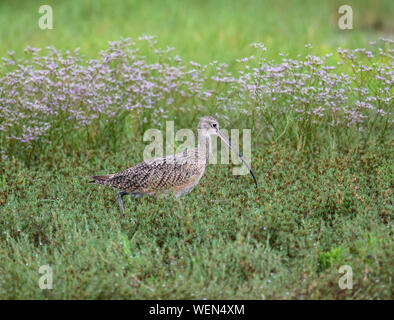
(197, 135), (211, 163)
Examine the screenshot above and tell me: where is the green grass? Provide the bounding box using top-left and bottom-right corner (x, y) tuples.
(1, 0), (393, 63)
(0, 142), (392, 299)
(0, 0), (393, 299)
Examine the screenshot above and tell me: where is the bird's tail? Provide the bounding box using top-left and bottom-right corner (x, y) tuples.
(89, 175), (112, 184)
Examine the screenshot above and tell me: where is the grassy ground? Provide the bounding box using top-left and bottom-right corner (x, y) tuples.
(0, 142), (392, 299)
(0, 0), (393, 299)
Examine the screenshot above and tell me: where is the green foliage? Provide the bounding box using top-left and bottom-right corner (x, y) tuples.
(1, 0), (393, 63)
(0, 143), (392, 299)
(319, 246), (345, 271)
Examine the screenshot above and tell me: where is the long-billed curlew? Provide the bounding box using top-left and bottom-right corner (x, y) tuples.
(90, 116), (258, 211)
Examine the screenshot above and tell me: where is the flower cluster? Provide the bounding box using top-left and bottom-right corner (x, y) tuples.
(214, 40), (393, 132)
(0, 37), (209, 149)
(0, 37), (392, 157)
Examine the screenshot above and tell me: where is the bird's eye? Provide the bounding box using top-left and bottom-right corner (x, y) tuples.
(212, 123), (217, 128)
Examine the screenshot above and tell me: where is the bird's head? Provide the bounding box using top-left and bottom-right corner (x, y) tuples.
(197, 116), (219, 132)
(197, 116), (258, 188)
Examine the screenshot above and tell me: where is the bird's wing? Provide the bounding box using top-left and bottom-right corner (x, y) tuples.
(105, 154), (203, 193)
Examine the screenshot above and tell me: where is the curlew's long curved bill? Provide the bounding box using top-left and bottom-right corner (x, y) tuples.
(216, 129), (258, 188)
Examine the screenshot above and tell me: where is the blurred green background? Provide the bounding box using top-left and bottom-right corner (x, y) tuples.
(1, 0), (393, 63)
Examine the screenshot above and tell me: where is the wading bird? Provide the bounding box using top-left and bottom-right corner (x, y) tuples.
(90, 116), (258, 211)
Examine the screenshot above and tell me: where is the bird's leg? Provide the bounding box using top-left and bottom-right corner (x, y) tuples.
(117, 191), (128, 212)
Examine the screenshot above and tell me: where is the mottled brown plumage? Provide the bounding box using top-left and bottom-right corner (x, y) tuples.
(90, 116), (257, 211)
(91, 148), (205, 196)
